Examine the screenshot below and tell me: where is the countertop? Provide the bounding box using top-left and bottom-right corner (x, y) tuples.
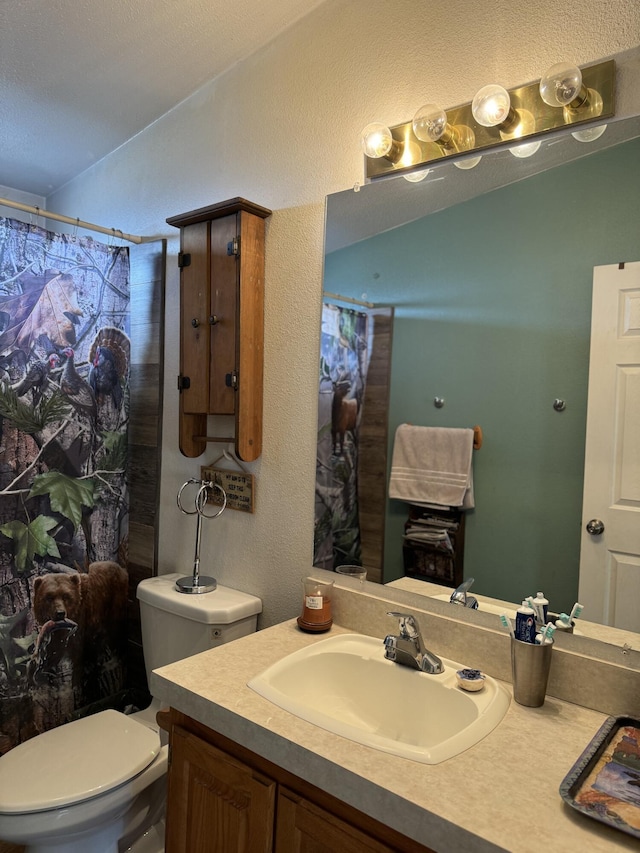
(152, 619), (639, 853)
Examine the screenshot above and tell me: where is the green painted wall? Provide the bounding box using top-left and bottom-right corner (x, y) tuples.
(323, 137), (640, 612)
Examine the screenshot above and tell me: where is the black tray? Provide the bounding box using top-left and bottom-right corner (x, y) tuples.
(559, 715), (640, 839)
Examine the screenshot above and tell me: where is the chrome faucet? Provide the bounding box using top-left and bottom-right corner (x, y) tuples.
(383, 612), (444, 674)
(449, 577), (478, 609)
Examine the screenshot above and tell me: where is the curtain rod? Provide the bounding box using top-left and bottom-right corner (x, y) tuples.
(323, 291), (375, 309)
(0, 197), (154, 245)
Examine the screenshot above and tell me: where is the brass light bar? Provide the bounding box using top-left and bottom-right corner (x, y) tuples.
(365, 59), (615, 180)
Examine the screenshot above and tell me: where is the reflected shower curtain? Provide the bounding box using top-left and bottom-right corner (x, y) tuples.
(314, 303), (370, 570)
(0, 217), (130, 750)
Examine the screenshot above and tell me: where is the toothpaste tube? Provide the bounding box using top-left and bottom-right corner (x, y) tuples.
(515, 601), (537, 643)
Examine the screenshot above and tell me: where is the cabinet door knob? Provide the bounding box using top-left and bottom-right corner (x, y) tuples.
(191, 318), (200, 328)
(209, 315), (219, 326)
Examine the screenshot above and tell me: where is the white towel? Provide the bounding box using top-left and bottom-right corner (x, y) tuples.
(389, 424), (475, 509)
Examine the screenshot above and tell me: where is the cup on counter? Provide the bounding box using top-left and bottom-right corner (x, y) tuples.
(335, 565), (367, 585)
(510, 637), (553, 707)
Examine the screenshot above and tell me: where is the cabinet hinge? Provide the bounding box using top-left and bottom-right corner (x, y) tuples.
(178, 374), (191, 392)
(226, 236), (240, 258)
(225, 371), (239, 390)
(178, 252), (191, 269)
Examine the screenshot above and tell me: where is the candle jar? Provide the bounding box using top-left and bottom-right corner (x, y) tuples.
(298, 577), (334, 633)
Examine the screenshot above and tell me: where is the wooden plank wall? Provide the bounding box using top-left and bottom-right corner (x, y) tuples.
(126, 240), (166, 697)
(357, 308), (393, 584)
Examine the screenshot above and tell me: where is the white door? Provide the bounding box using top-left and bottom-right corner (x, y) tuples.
(579, 261), (640, 630)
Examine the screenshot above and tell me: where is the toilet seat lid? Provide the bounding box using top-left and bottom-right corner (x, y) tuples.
(0, 709), (161, 813)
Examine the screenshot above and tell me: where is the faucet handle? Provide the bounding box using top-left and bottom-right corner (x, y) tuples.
(449, 577), (478, 608)
(386, 611), (419, 639)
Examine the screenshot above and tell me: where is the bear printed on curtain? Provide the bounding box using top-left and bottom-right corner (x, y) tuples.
(0, 217), (130, 751)
(314, 303), (369, 571)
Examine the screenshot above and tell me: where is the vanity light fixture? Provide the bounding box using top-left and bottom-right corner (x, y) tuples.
(362, 59), (615, 180)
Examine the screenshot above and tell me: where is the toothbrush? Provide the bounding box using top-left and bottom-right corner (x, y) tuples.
(499, 613), (515, 640)
(538, 622), (556, 644)
(569, 603), (584, 622)
(526, 595), (543, 623)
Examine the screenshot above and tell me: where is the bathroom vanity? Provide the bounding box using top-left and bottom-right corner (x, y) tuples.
(163, 709), (434, 852)
(153, 584), (640, 852)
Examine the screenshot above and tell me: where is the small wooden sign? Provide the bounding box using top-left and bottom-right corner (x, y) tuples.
(200, 465), (255, 514)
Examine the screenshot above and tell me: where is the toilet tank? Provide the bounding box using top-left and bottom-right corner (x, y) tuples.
(136, 573), (262, 683)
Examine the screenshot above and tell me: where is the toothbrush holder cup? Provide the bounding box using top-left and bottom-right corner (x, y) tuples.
(510, 637), (553, 707)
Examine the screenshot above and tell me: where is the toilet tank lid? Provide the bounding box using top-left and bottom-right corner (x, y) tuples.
(0, 710), (160, 814)
(136, 572), (262, 624)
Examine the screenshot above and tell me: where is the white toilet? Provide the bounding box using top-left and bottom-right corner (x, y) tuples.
(0, 572), (262, 853)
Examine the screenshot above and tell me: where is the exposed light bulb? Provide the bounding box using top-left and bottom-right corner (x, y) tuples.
(509, 140), (541, 158)
(361, 123), (394, 158)
(413, 102), (475, 153)
(471, 85), (512, 127)
(413, 104), (448, 143)
(571, 124), (607, 143)
(539, 62), (583, 107)
(539, 62), (603, 124)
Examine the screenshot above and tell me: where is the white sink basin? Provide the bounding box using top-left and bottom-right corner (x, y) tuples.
(248, 633), (510, 764)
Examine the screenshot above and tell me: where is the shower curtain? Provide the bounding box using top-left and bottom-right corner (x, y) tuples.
(314, 303), (370, 570)
(0, 216), (130, 751)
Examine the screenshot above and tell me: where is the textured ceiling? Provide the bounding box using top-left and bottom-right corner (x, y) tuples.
(0, 0), (326, 196)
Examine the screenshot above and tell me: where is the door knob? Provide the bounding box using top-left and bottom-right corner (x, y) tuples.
(586, 519), (605, 536)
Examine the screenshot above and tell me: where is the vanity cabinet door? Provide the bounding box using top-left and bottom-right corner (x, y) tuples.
(275, 787), (396, 853)
(166, 725), (276, 853)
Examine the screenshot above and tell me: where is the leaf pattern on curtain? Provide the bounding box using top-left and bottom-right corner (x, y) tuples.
(0, 217), (130, 750)
(314, 303), (370, 571)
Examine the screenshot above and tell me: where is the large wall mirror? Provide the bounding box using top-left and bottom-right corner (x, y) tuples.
(320, 112), (640, 647)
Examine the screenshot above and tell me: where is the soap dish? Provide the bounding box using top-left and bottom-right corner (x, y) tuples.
(456, 669), (486, 692)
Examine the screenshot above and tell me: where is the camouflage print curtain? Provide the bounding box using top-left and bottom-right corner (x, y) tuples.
(314, 303), (370, 571)
(0, 217), (130, 751)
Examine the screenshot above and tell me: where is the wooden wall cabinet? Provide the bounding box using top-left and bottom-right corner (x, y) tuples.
(167, 198), (271, 461)
(164, 710), (436, 853)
